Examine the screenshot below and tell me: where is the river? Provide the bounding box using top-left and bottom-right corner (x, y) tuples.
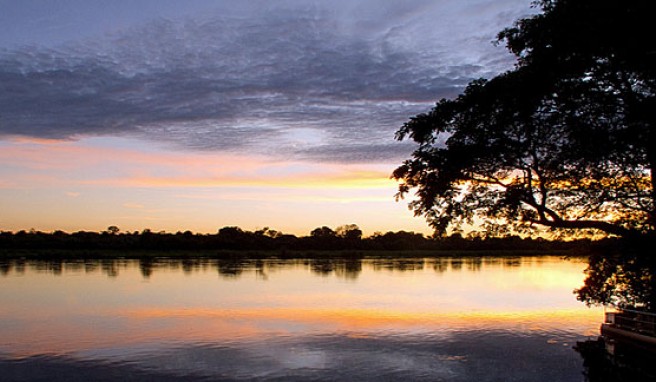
(0, 255), (603, 381)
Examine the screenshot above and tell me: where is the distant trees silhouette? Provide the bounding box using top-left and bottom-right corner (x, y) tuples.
(0, 225), (595, 254)
(335, 224), (363, 241)
(310, 226), (335, 238)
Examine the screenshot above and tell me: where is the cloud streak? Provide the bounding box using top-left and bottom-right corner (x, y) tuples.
(0, 137), (395, 191)
(0, 0), (533, 163)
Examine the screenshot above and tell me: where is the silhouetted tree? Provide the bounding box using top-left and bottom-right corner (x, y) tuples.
(105, 226), (120, 235)
(255, 227), (282, 238)
(310, 226), (336, 238)
(216, 226), (251, 249)
(394, 0), (655, 238)
(369, 231), (428, 250)
(0, 226), (593, 253)
(335, 224), (363, 241)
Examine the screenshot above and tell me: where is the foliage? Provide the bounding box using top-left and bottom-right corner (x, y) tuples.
(0, 226), (590, 253)
(310, 226), (336, 238)
(576, 249), (656, 311)
(394, 0), (655, 238)
(335, 224), (363, 240)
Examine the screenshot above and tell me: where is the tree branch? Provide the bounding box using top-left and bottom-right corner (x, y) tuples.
(527, 217), (634, 237)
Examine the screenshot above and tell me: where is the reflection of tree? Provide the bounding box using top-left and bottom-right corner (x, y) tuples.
(217, 259), (244, 278)
(0, 258), (25, 275)
(139, 258), (153, 279)
(29, 260), (64, 275)
(575, 338), (656, 382)
(466, 257), (482, 272)
(503, 257), (521, 268)
(576, 253), (656, 311)
(308, 259), (335, 276)
(334, 259), (361, 280)
(430, 258), (449, 273)
(101, 259), (119, 278)
(254, 259), (268, 281)
(0, 261), (10, 276)
(13, 259), (25, 274)
(574, 248), (656, 379)
(450, 258), (462, 271)
(0, 255), (545, 279)
(181, 258), (196, 274)
(371, 258), (424, 272)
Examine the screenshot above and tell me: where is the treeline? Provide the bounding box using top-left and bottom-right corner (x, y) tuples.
(0, 225), (601, 253)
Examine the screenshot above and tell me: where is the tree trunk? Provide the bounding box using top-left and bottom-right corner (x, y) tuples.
(649, 122), (656, 229)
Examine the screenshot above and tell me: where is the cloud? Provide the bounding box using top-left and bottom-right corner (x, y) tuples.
(0, 0), (532, 163)
(0, 136), (398, 191)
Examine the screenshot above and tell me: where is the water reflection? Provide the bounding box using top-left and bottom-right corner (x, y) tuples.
(577, 252), (656, 310)
(1, 331), (596, 382)
(575, 337), (656, 381)
(575, 252), (656, 381)
(0, 255), (601, 381)
(0, 256), (538, 280)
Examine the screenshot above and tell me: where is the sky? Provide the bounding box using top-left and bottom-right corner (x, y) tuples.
(0, 0), (535, 236)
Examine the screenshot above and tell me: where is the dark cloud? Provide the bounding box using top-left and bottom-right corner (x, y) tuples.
(294, 142), (417, 164)
(0, 1), (531, 163)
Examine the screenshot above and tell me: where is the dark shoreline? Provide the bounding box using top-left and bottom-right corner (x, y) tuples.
(1, 227), (608, 258)
(0, 248), (583, 260)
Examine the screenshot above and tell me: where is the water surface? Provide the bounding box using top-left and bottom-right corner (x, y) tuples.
(0, 256), (602, 381)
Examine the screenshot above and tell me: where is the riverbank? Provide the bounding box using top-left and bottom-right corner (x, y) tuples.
(0, 248), (582, 260)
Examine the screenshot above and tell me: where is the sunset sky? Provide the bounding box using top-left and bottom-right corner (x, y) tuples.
(0, 0), (534, 236)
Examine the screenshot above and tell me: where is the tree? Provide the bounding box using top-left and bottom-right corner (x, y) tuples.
(335, 224), (363, 241)
(255, 227), (282, 238)
(310, 226), (336, 238)
(105, 226), (120, 235)
(394, 0), (655, 238)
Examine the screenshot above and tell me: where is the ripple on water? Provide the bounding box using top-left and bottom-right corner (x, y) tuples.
(33, 330), (584, 382)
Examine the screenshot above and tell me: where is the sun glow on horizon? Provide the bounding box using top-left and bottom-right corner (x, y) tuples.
(0, 136), (430, 236)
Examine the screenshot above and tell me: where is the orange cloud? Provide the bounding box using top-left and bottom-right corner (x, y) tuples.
(79, 171), (393, 189)
(1, 137), (395, 190)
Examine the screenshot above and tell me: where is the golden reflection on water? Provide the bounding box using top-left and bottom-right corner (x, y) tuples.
(0, 256), (603, 357)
